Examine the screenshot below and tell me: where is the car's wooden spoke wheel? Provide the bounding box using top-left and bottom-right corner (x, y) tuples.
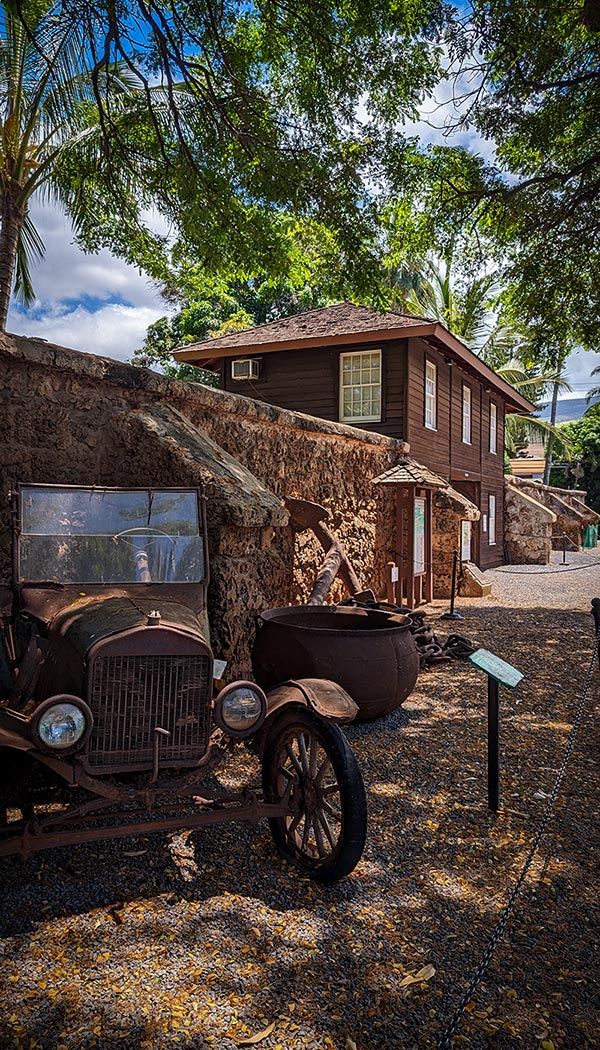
(262, 706), (367, 882)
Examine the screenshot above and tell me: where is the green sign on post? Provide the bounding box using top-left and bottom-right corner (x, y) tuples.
(468, 648), (524, 812)
(468, 648), (524, 689)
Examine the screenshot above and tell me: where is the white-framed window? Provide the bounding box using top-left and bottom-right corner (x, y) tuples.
(489, 494), (497, 545)
(339, 350), (382, 423)
(462, 384), (472, 444)
(489, 401), (497, 454)
(425, 360), (437, 430)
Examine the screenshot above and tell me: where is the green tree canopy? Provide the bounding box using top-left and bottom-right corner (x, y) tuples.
(551, 404), (600, 511)
(28, 0), (448, 306)
(131, 268), (333, 380)
(443, 0), (600, 354)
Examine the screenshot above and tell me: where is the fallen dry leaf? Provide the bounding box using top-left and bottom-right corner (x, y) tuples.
(237, 1022), (276, 1045)
(399, 964), (436, 987)
(415, 964), (435, 981)
(345, 1039), (358, 1050)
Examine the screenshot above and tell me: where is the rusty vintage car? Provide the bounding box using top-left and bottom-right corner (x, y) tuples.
(0, 484), (367, 881)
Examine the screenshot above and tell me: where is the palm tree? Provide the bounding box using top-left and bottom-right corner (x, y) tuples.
(586, 364), (600, 403)
(495, 360), (573, 458)
(400, 253), (502, 354)
(398, 251), (574, 460)
(0, 0), (141, 331)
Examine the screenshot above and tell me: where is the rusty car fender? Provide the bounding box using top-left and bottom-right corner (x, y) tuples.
(265, 678), (358, 724)
(249, 678), (358, 757)
(0, 723), (36, 752)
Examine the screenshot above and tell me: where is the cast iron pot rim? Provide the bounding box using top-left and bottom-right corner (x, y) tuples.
(257, 604), (412, 635)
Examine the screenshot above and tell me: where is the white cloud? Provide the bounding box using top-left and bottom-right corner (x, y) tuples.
(562, 348), (600, 400)
(7, 198), (168, 360)
(9, 301), (163, 362)
(401, 46), (499, 166)
(21, 200), (166, 310)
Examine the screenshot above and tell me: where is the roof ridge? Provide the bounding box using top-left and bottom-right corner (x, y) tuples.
(204, 300), (354, 343)
(185, 299), (436, 352)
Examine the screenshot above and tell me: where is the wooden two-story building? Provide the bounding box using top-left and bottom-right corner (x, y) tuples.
(174, 302), (533, 569)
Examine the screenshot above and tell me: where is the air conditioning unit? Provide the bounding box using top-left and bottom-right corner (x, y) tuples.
(231, 358), (260, 381)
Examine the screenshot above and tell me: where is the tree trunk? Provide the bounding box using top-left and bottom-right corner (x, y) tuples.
(0, 189), (23, 333)
(543, 378), (560, 485)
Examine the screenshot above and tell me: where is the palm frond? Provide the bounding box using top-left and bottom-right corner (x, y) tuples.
(586, 364), (600, 403)
(496, 361), (572, 402)
(13, 210), (45, 306)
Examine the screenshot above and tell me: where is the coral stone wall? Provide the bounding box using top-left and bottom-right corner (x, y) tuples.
(432, 490), (480, 598)
(0, 335), (409, 677)
(504, 480), (555, 564)
(175, 392), (408, 602)
(507, 477), (598, 554)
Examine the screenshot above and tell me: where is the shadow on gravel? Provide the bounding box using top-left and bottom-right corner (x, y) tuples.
(0, 604), (597, 1050)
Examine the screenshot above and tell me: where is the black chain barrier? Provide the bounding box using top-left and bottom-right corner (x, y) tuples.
(495, 563), (595, 576)
(436, 612), (600, 1050)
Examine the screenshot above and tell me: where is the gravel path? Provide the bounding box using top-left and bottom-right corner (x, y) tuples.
(0, 562), (598, 1050)
(484, 547), (600, 610)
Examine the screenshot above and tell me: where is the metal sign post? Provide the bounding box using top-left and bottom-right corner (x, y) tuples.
(468, 648), (524, 811)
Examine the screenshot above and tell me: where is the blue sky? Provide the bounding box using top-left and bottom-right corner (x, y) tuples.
(7, 200), (164, 360)
(7, 78), (600, 397)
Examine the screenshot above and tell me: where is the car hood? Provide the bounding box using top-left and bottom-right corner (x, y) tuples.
(50, 596), (208, 654)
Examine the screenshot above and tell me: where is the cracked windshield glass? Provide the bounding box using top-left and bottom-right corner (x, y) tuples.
(19, 486), (205, 584)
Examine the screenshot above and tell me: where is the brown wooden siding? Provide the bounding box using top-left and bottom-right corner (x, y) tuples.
(223, 345), (337, 418)
(405, 338), (452, 478)
(481, 391), (504, 480)
(450, 368), (482, 478)
(222, 334), (509, 570)
(222, 340), (408, 440)
(479, 480), (504, 569)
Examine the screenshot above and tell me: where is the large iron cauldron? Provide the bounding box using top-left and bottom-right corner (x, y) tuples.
(252, 605), (419, 722)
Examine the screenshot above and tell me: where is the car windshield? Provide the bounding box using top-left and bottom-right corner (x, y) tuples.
(19, 486), (205, 585)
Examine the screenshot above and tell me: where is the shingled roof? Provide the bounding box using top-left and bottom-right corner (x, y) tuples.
(175, 302), (428, 358)
(372, 459), (449, 489)
(173, 300), (534, 414)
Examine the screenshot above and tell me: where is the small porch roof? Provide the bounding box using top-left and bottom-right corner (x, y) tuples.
(372, 458), (449, 489)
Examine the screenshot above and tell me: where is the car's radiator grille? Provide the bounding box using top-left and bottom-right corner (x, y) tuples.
(87, 653), (211, 772)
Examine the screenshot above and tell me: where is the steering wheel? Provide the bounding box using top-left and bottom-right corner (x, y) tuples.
(112, 526), (176, 550)
(112, 527), (177, 583)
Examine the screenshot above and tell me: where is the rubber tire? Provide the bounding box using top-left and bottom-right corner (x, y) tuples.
(261, 705), (367, 882)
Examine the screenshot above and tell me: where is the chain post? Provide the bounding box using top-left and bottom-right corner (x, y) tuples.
(441, 549), (463, 621)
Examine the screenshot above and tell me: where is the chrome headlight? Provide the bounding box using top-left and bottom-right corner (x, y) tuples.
(33, 696), (92, 752)
(215, 681), (267, 737)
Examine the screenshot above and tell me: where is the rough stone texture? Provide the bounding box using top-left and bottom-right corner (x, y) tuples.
(431, 489), (480, 598)
(459, 562), (493, 597)
(504, 478), (556, 564)
(507, 475), (599, 552)
(119, 406), (292, 674)
(0, 334), (412, 676)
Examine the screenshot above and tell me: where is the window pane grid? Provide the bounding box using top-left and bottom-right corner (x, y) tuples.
(489, 494), (497, 545)
(462, 385), (472, 443)
(425, 361), (437, 430)
(340, 351), (381, 421)
(489, 402), (497, 454)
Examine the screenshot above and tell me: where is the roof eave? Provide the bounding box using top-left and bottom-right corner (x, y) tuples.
(427, 325), (535, 415)
(173, 319), (535, 415)
(172, 322), (438, 363)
